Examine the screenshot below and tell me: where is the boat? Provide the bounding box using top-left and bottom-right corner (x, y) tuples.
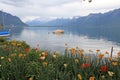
(53, 29), (64, 34)
(0, 30), (10, 37)
(0, 11), (10, 37)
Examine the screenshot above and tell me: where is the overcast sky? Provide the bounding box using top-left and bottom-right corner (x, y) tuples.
(0, 0), (120, 22)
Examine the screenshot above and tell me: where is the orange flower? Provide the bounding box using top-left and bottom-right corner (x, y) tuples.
(69, 48), (76, 55)
(89, 76), (95, 80)
(18, 53), (25, 58)
(98, 54), (104, 59)
(117, 51), (120, 56)
(96, 49), (100, 52)
(81, 63), (90, 68)
(5, 47), (9, 51)
(112, 61), (118, 66)
(78, 50), (84, 57)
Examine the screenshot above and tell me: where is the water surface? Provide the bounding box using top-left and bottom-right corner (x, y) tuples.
(11, 27), (120, 55)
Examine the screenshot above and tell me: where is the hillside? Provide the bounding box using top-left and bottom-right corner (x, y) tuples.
(0, 11), (27, 27)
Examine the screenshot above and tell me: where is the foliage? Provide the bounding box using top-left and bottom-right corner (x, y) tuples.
(0, 40), (120, 80)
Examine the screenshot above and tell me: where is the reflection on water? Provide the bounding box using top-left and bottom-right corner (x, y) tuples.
(11, 27), (120, 55)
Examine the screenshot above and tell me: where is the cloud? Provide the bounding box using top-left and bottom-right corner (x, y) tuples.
(0, 0), (120, 22)
(0, 0), (29, 7)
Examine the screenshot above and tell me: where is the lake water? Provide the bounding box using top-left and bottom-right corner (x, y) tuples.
(10, 27), (120, 55)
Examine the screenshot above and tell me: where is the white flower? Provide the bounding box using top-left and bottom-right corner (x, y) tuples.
(108, 71), (114, 77)
(1, 57), (4, 59)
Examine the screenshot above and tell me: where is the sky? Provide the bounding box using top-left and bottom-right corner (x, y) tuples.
(0, 0), (120, 22)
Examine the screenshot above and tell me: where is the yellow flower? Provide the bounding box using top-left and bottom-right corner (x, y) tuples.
(77, 74), (82, 80)
(89, 76), (95, 80)
(8, 58), (12, 62)
(40, 56), (45, 60)
(11, 42), (16, 46)
(108, 71), (114, 77)
(112, 61), (118, 66)
(53, 52), (59, 58)
(53, 54), (57, 58)
(42, 52), (46, 55)
(63, 64), (68, 68)
(17, 43), (22, 47)
(29, 77), (33, 80)
(74, 58), (79, 63)
(101, 75), (105, 79)
(85, 56), (89, 61)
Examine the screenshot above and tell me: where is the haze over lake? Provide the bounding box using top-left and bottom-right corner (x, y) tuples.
(10, 26), (120, 55)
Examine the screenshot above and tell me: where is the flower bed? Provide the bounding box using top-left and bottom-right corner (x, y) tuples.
(0, 39), (120, 80)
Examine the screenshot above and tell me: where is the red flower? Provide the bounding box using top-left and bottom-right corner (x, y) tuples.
(24, 48), (30, 53)
(81, 63), (90, 68)
(100, 65), (108, 72)
(5, 48), (9, 51)
(45, 52), (48, 57)
(35, 48), (38, 51)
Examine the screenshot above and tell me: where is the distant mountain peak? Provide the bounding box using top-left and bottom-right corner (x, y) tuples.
(26, 8), (120, 27)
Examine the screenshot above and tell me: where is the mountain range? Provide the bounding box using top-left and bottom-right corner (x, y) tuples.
(26, 8), (120, 28)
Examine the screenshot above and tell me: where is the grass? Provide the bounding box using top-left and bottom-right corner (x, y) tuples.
(0, 38), (120, 80)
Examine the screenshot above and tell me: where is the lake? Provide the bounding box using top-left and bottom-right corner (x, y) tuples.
(10, 26), (120, 55)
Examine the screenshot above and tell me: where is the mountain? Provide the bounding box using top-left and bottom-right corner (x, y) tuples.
(26, 19), (46, 26)
(0, 11), (27, 27)
(26, 8), (120, 28)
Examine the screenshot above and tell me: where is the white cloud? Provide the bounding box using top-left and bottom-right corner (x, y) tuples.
(0, 0), (120, 22)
